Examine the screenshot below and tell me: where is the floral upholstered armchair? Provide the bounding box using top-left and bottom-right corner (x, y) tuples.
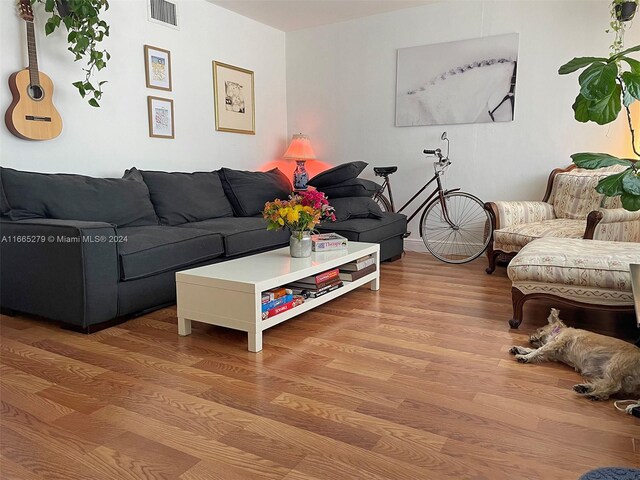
(485, 164), (640, 274)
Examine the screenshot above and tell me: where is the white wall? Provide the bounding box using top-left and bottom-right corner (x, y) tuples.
(0, 0), (287, 176)
(286, 0), (637, 244)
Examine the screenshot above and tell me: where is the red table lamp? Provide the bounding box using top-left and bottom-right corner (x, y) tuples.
(283, 133), (316, 190)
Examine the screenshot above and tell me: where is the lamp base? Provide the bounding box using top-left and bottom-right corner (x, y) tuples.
(293, 160), (308, 190)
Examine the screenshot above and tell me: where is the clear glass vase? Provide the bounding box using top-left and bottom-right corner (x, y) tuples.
(290, 230), (312, 258)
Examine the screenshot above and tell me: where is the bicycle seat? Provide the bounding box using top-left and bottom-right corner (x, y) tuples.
(373, 166), (397, 176)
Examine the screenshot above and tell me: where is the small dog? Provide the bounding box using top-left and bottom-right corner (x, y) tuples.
(509, 308), (640, 400)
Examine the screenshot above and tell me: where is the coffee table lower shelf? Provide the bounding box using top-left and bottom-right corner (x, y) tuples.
(175, 243), (380, 352)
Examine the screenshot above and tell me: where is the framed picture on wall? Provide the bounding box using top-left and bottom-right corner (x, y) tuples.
(147, 96), (174, 139)
(144, 45), (172, 91)
(212, 61), (255, 135)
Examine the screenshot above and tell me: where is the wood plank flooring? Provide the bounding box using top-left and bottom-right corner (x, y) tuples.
(1, 251), (639, 479)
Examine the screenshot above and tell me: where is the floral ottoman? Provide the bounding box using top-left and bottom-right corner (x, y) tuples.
(507, 237), (640, 328)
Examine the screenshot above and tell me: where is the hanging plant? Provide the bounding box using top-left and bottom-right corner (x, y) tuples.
(34, 0), (110, 107)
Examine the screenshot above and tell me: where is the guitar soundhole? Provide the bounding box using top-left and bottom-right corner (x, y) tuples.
(28, 84), (44, 101)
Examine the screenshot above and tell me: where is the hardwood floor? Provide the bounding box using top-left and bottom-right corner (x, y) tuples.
(1, 251), (638, 479)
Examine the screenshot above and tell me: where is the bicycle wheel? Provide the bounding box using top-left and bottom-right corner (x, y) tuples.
(373, 192), (393, 213)
(419, 191), (492, 264)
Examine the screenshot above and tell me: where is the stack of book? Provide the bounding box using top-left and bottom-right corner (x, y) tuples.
(338, 254), (376, 281)
(311, 233), (348, 252)
(261, 287), (304, 320)
(286, 267), (343, 298)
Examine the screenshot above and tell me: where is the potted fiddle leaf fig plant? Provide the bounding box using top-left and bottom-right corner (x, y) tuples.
(36, 0), (110, 107)
(558, 0), (640, 211)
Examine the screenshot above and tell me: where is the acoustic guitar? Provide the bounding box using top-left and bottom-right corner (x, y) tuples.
(5, 0), (62, 141)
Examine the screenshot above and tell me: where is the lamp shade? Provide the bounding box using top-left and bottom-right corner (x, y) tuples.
(283, 133), (316, 160)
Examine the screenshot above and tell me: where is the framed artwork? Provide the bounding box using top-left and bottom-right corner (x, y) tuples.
(144, 45), (172, 91)
(396, 33), (519, 126)
(147, 96), (174, 139)
(212, 61), (255, 135)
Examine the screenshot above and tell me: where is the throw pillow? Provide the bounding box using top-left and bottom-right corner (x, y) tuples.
(308, 161), (368, 188)
(317, 178), (382, 199)
(1, 167), (159, 226)
(131, 168), (235, 225)
(328, 197), (384, 222)
(218, 167), (292, 217)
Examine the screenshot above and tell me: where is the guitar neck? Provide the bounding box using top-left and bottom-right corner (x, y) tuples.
(25, 20), (40, 87)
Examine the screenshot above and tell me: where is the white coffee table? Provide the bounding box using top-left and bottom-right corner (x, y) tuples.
(175, 241), (380, 352)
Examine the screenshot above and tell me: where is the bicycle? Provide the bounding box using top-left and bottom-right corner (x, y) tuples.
(373, 132), (493, 264)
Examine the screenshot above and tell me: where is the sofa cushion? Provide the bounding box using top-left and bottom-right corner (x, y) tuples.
(218, 168), (292, 217)
(308, 161), (368, 188)
(130, 168), (234, 225)
(0, 169), (10, 215)
(329, 197), (384, 222)
(508, 238), (640, 300)
(493, 218), (585, 254)
(316, 213), (407, 243)
(116, 226), (224, 281)
(179, 217), (290, 257)
(317, 178), (382, 199)
(550, 166), (627, 220)
(0, 167), (159, 227)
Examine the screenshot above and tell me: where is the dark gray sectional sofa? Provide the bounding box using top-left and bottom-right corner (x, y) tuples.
(0, 165), (407, 332)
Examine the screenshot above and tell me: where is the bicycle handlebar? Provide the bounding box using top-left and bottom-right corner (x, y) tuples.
(423, 148), (440, 155)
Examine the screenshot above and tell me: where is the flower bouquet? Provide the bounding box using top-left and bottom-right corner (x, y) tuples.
(263, 190), (336, 257)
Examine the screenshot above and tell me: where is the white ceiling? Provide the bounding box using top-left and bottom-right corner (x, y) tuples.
(207, 0), (437, 31)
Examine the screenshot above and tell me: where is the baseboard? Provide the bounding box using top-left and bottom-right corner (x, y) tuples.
(404, 238), (427, 253)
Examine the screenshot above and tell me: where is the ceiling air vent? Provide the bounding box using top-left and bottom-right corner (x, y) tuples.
(148, 0), (179, 29)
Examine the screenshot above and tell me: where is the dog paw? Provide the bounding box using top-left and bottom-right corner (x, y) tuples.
(509, 346), (520, 355)
(573, 384), (591, 394)
(515, 355), (529, 363)
(587, 395), (607, 401)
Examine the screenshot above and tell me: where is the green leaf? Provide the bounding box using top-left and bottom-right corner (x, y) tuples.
(587, 83), (622, 125)
(578, 62), (618, 100)
(572, 94), (591, 122)
(623, 88), (635, 107)
(67, 31), (76, 42)
(75, 35), (90, 50)
(621, 56), (640, 74)
(72, 81), (84, 88)
(595, 171), (627, 196)
(611, 44), (640, 62)
(622, 170), (640, 195)
(45, 0), (54, 12)
(622, 71), (640, 100)
(621, 192), (640, 211)
(44, 20), (55, 36)
(558, 57), (608, 75)
(571, 153), (634, 169)
(88, 98), (100, 107)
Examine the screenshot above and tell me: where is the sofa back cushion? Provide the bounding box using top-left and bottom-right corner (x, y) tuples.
(550, 165), (626, 219)
(218, 167), (292, 216)
(308, 161), (368, 188)
(0, 167), (159, 226)
(328, 197), (384, 222)
(132, 168), (234, 225)
(317, 178), (382, 199)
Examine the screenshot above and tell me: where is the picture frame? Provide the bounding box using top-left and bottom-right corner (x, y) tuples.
(144, 45), (172, 91)
(147, 96), (175, 139)
(212, 61), (255, 135)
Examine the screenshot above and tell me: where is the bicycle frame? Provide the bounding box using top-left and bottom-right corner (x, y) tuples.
(387, 165), (459, 225)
